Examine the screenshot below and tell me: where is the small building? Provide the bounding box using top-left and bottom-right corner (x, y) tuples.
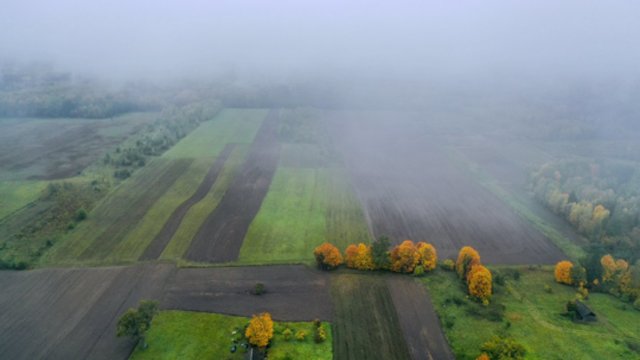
(574, 301), (596, 322)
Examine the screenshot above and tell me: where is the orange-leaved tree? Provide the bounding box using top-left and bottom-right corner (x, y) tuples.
(416, 242), (437, 272)
(390, 240), (420, 273)
(314, 242), (343, 270)
(601, 254), (629, 283)
(245, 312), (274, 348)
(475, 353), (490, 360)
(467, 264), (492, 303)
(345, 243), (375, 270)
(554, 260), (574, 285)
(456, 246), (481, 279)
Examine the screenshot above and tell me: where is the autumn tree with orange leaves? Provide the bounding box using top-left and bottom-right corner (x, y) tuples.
(554, 260), (574, 285)
(245, 312), (274, 348)
(314, 242), (343, 270)
(467, 264), (492, 303)
(344, 243), (375, 270)
(390, 240), (421, 273)
(416, 242), (437, 272)
(601, 254), (628, 283)
(456, 246), (481, 280)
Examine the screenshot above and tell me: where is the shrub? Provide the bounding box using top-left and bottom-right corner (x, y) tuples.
(344, 243), (375, 270)
(480, 336), (526, 360)
(252, 283), (265, 296)
(313, 243), (343, 270)
(413, 265), (425, 277)
(442, 259), (455, 271)
(295, 330), (307, 341)
(282, 328), (293, 341)
(544, 284), (553, 293)
(314, 325), (327, 343)
(75, 208), (87, 221)
(416, 242), (438, 271)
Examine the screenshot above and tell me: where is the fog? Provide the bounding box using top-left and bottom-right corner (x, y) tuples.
(2, 0), (640, 83)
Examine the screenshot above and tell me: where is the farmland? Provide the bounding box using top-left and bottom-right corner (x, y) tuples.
(422, 266), (640, 359)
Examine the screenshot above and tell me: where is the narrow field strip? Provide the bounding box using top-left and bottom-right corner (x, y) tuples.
(160, 145), (249, 261)
(330, 273), (411, 360)
(139, 144), (236, 260)
(185, 110), (281, 263)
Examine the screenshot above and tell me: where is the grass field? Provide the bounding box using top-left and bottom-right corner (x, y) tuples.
(0, 180), (48, 219)
(163, 108), (266, 159)
(130, 311), (332, 360)
(238, 167), (370, 263)
(330, 273), (411, 360)
(422, 267), (640, 359)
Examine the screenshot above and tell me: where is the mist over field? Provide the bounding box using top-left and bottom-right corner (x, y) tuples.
(2, 0), (640, 84)
(4, 2), (640, 360)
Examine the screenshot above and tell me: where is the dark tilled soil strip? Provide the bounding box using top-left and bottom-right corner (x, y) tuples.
(386, 277), (455, 360)
(139, 144), (236, 260)
(0, 264), (331, 359)
(185, 110), (280, 263)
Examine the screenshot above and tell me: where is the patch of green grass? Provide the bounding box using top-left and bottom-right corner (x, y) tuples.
(331, 274), (411, 360)
(163, 108), (266, 159)
(422, 267), (640, 359)
(130, 311), (332, 360)
(239, 168), (370, 264)
(160, 145), (249, 260)
(0, 180), (48, 219)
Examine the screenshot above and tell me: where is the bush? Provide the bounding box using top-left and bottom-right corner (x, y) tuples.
(314, 325), (327, 343)
(295, 330), (307, 341)
(413, 265), (425, 277)
(442, 259), (455, 271)
(75, 208), (87, 221)
(480, 336), (526, 360)
(282, 328), (293, 341)
(252, 283), (265, 296)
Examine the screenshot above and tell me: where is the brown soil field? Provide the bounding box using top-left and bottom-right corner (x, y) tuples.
(185, 110), (281, 263)
(328, 111), (565, 264)
(138, 144), (236, 260)
(162, 265), (332, 321)
(386, 276), (454, 360)
(0, 114), (154, 180)
(0, 264), (331, 359)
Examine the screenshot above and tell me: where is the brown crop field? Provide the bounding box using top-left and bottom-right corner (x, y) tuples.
(327, 111), (565, 264)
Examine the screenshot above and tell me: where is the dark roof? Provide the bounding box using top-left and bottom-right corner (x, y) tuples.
(575, 301), (596, 321)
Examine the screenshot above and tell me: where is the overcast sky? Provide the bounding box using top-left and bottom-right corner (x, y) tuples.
(1, 0), (639, 82)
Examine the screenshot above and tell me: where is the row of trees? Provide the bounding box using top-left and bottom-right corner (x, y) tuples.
(554, 254), (640, 307)
(313, 239), (492, 304)
(531, 159), (640, 260)
(313, 237), (438, 274)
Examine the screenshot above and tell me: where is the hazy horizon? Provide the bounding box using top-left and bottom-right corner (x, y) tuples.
(2, 1), (640, 83)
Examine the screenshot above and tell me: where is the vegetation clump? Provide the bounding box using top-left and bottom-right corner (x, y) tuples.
(313, 242), (343, 270)
(245, 312), (274, 349)
(116, 300), (159, 350)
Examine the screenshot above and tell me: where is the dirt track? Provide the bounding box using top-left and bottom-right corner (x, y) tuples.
(328, 111), (565, 264)
(386, 277), (454, 360)
(0, 264), (331, 360)
(139, 144), (236, 260)
(185, 110), (281, 263)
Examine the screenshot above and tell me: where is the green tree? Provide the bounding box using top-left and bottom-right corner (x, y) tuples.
(480, 336), (526, 360)
(371, 235), (391, 269)
(116, 300), (159, 349)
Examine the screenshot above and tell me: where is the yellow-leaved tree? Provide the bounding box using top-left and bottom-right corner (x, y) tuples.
(554, 260), (574, 285)
(245, 312), (274, 348)
(456, 246), (480, 279)
(467, 264), (492, 303)
(314, 242), (343, 270)
(390, 240), (420, 273)
(344, 243), (375, 270)
(416, 242), (437, 272)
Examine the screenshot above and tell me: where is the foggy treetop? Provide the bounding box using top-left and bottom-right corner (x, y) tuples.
(2, 0), (640, 82)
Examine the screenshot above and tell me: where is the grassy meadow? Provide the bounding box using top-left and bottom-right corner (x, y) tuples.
(130, 311), (332, 360)
(422, 266), (640, 359)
